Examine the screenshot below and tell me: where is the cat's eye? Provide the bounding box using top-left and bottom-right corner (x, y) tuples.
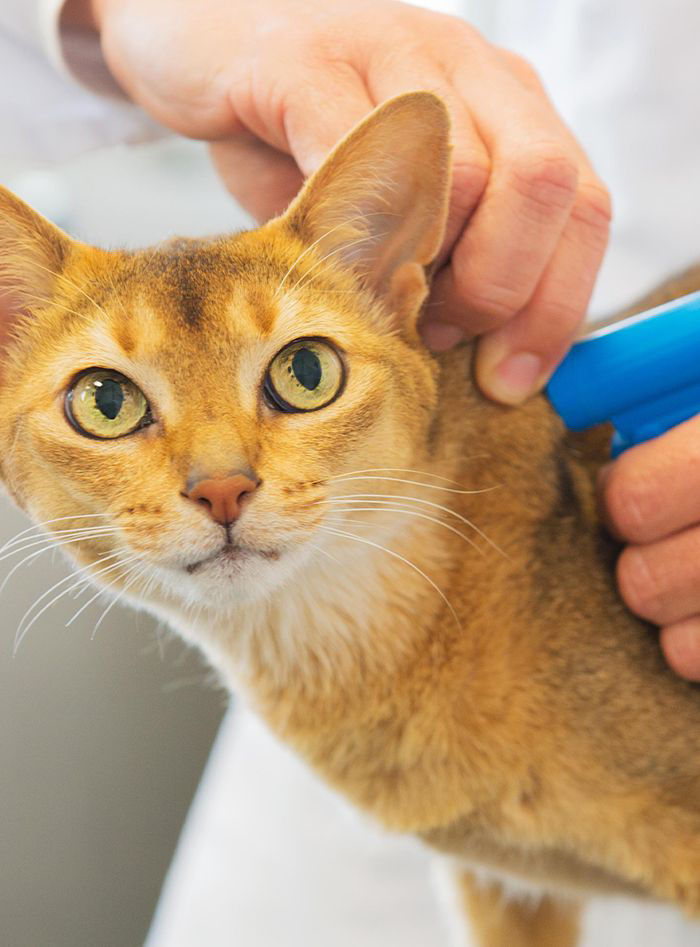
(264, 338), (345, 412)
(65, 369), (152, 440)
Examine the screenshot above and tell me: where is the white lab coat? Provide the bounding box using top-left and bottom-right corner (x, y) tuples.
(1, 2), (699, 945)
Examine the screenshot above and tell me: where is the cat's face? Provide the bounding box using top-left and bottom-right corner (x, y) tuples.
(0, 93), (451, 615)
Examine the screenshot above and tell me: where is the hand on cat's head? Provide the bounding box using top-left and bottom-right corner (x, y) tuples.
(0, 93), (449, 618)
(69, 0), (611, 405)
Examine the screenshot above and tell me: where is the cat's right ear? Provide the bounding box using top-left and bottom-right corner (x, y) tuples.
(0, 186), (72, 375)
(279, 92), (452, 328)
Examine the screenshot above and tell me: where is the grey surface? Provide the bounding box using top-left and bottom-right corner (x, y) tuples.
(0, 140), (250, 947)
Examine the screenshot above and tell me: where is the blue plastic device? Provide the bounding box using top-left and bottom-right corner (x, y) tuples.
(546, 289), (700, 456)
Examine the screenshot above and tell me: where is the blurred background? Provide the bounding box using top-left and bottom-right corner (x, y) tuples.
(0, 140), (250, 947)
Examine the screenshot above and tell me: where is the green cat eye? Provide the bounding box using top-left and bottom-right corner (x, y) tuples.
(66, 369), (151, 440)
(265, 338), (345, 413)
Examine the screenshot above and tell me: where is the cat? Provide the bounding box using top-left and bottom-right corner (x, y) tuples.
(0, 92), (699, 947)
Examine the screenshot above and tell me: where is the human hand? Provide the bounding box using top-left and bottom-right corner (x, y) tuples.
(83, 0), (611, 403)
(599, 418), (700, 681)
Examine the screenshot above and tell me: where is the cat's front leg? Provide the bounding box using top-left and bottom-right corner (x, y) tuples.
(435, 861), (582, 947)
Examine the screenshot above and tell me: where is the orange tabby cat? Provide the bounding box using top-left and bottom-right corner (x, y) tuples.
(0, 93), (699, 947)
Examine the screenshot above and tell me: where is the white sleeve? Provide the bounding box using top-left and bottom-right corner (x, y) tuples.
(0, 0), (166, 165)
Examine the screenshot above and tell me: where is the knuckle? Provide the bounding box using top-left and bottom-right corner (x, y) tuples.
(509, 145), (579, 211)
(571, 181), (613, 241)
(451, 264), (527, 322)
(445, 17), (482, 48)
(533, 297), (585, 340)
(499, 48), (543, 88)
(617, 546), (662, 619)
(602, 460), (649, 541)
(450, 157), (490, 212)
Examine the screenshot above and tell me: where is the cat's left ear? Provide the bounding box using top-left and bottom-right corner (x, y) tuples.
(0, 186), (72, 374)
(281, 91), (452, 327)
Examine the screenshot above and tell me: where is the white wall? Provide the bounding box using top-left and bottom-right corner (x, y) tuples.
(0, 139), (250, 947)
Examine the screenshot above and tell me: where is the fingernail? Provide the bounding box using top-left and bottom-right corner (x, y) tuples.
(420, 321), (466, 352)
(487, 352), (543, 404)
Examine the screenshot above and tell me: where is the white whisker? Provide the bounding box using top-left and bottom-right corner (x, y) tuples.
(0, 530), (124, 597)
(319, 524), (461, 630)
(66, 559), (143, 629)
(329, 474), (500, 495)
(13, 551), (136, 656)
(0, 514), (113, 553)
(90, 565), (144, 640)
(319, 493), (509, 559)
(0, 527), (122, 564)
(319, 504), (483, 553)
(306, 541), (344, 569)
(330, 467), (462, 485)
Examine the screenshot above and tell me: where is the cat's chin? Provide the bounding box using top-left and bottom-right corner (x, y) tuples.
(153, 539), (312, 613)
(184, 542), (280, 576)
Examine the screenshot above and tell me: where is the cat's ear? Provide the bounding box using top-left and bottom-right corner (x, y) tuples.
(282, 92), (451, 322)
(0, 185), (72, 369)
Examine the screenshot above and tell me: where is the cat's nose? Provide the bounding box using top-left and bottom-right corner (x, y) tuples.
(185, 473), (259, 526)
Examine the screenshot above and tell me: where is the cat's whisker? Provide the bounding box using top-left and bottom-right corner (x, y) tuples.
(0, 527), (123, 563)
(306, 541), (344, 569)
(13, 548), (126, 641)
(90, 567), (144, 640)
(64, 560), (142, 635)
(14, 553), (142, 656)
(3, 523), (122, 545)
(13, 550), (135, 656)
(318, 493), (509, 559)
(323, 512), (398, 533)
(329, 466), (472, 487)
(66, 558), (143, 629)
(318, 524), (461, 630)
(0, 530), (125, 597)
(0, 513), (114, 553)
(318, 504), (483, 554)
(329, 474), (501, 495)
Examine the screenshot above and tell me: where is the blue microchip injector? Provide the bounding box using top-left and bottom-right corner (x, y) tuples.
(546, 290), (700, 456)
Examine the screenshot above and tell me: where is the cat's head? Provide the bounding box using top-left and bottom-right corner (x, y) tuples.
(0, 93), (451, 615)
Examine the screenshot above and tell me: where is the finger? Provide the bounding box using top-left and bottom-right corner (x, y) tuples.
(362, 49), (491, 262)
(616, 526), (700, 626)
(474, 176), (611, 403)
(431, 139), (579, 337)
(599, 415), (700, 545)
(279, 59), (375, 175)
(433, 48), (587, 331)
(227, 47), (374, 176)
(660, 619), (700, 683)
(209, 137), (304, 222)
(361, 50), (494, 351)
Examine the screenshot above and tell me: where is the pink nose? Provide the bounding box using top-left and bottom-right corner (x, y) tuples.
(186, 474), (258, 526)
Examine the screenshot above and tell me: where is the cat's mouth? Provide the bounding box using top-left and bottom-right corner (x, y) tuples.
(185, 542), (280, 574)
